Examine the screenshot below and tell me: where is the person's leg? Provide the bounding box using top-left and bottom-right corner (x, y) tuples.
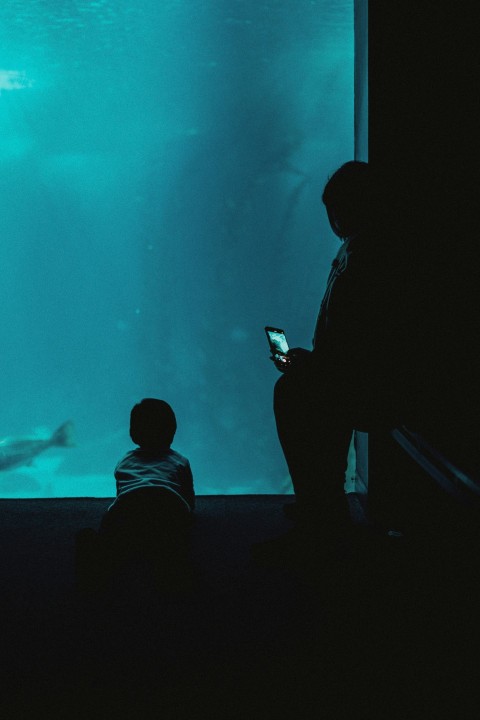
(274, 369), (354, 534)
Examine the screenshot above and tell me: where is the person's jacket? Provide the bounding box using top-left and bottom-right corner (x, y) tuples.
(311, 231), (409, 424)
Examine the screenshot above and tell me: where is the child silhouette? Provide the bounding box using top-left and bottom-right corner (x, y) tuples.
(76, 398), (194, 592)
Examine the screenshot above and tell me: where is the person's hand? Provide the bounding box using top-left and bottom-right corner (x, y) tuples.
(270, 347), (311, 373)
(287, 347), (311, 367)
(270, 353), (292, 373)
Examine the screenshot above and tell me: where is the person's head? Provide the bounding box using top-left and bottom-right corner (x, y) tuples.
(322, 161), (374, 239)
(129, 398), (177, 450)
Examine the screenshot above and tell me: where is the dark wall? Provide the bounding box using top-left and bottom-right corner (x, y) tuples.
(369, 3), (480, 473)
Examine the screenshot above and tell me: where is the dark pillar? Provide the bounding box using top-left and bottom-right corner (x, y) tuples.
(367, 2), (480, 509)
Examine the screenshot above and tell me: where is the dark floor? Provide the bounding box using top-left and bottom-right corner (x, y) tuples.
(0, 495), (479, 718)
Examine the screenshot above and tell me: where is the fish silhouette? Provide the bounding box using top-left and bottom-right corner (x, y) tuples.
(0, 421), (75, 471)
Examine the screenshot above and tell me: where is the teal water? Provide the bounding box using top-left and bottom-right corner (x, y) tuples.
(0, 1), (353, 497)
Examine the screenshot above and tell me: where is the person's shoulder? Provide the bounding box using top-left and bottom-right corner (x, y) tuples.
(349, 231), (393, 269)
(167, 447), (190, 466)
(114, 449), (140, 474)
(116, 448), (141, 464)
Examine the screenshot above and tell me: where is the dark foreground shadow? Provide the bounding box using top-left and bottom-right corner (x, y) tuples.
(1, 496), (479, 719)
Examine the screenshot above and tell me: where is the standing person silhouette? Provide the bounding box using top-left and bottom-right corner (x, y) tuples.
(255, 161), (404, 561)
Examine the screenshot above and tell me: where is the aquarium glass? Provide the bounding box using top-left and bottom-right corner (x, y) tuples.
(0, 0), (353, 497)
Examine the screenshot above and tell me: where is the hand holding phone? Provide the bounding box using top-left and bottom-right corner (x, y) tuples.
(265, 327), (312, 373)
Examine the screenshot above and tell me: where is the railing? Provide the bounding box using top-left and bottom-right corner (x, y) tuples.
(391, 426), (480, 504)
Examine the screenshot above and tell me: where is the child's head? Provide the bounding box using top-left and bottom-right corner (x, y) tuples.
(129, 398), (177, 450)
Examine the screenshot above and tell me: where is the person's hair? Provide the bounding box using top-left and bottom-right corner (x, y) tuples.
(322, 160), (369, 206)
(322, 160), (382, 232)
(129, 398), (177, 449)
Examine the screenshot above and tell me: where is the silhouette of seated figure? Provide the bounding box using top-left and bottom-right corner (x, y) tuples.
(254, 161), (408, 562)
(75, 398), (195, 592)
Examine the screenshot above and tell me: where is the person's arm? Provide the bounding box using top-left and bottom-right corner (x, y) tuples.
(183, 460), (195, 512)
(113, 459), (124, 497)
(270, 347), (312, 373)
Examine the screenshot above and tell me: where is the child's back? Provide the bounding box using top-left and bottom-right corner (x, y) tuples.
(104, 398), (194, 537)
(76, 399), (194, 593)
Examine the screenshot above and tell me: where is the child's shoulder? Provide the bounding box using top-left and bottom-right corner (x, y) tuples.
(115, 447), (190, 468)
(168, 447), (190, 466)
(115, 448), (140, 467)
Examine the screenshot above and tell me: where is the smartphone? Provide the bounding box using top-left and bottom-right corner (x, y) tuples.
(265, 326), (289, 361)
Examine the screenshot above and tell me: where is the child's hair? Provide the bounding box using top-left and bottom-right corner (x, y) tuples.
(129, 398), (177, 449)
